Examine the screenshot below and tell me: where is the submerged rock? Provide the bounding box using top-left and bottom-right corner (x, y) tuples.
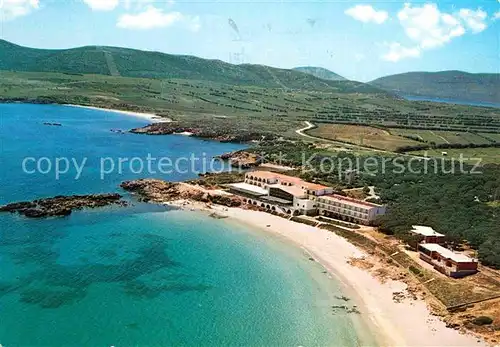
(0, 193), (125, 218)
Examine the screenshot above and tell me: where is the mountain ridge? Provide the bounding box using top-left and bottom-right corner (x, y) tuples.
(0, 39), (380, 94)
(370, 70), (500, 104)
(292, 66), (346, 81)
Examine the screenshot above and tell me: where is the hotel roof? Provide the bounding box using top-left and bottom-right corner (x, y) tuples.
(411, 225), (445, 237)
(299, 181), (331, 191)
(227, 183), (268, 196)
(246, 171), (330, 191)
(268, 184), (306, 197)
(321, 194), (383, 209)
(246, 171), (281, 180)
(420, 243), (476, 263)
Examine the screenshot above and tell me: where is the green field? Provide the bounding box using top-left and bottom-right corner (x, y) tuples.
(456, 132), (493, 145)
(307, 124), (421, 151)
(390, 128), (448, 144)
(410, 147), (500, 164)
(305, 124), (500, 152)
(480, 133), (500, 142)
(390, 128), (498, 146)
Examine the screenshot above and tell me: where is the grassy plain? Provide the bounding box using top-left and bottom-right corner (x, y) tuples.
(409, 147), (500, 164)
(389, 128), (499, 145)
(307, 123), (500, 153)
(306, 124), (421, 151)
(480, 133), (500, 142)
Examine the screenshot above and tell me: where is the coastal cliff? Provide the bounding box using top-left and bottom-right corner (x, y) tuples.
(0, 193), (125, 218)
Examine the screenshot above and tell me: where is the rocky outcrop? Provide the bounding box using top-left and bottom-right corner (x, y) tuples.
(130, 123), (276, 143)
(217, 150), (261, 168)
(191, 192), (242, 207)
(121, 179), (242, 207)
(190, 172), (245, 188)
(120, 179), (180, 203)
(0, 193), (125, 218)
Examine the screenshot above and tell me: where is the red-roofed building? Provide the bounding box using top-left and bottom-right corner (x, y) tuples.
(411, 225), (446, 244)
(244, 171), (333, 197)
(239, 171), (387, 219)
(418, 243), (478, 278)
(240, 171), (334, 215)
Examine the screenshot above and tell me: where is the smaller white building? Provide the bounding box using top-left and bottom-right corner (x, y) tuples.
(411, 225), (445, 244)
(418, 243), (478, 278)
(316, 194), (386, 225)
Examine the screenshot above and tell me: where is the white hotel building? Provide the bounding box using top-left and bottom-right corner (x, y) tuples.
(316, 194), (386, 225)
(227, 171), (386, 224)
(228, 171), (333, 215)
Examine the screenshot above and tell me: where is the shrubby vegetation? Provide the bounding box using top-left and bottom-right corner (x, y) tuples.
(472, 316), (494, 326)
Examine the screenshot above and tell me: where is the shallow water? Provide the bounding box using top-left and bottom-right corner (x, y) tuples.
(0, 104), (372, 346)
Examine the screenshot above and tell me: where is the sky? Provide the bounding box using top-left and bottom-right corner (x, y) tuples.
(0, 0), (499, 81)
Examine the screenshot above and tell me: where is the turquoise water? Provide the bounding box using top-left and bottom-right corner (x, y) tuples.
(0, 104), (371, 346)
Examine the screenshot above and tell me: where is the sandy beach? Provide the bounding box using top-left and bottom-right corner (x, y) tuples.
(64, 104), (171, 122)
(167, 200), (486, 347)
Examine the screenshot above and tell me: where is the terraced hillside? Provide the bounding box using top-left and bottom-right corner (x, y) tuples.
(306, 96), (500, 133)
(293, 67), (346, 81)
(306, 124), (422, 151)
(0, 40), (376, 93)
(1, 71), (499, 139)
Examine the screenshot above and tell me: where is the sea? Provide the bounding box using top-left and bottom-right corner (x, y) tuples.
(402, 95), (500, 108)
(0, 104), (374, 346)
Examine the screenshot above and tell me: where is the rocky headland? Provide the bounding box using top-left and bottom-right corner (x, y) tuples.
(130, 122), (277, 143)
(120, 179), (242, 207)
(217, 150), (261, 168)
(0, 193), (125, 218)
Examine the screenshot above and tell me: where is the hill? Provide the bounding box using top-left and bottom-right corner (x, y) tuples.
(370, 71), (500, 104)
(0, 40), (379, 93)
(293, 67), (346, 81)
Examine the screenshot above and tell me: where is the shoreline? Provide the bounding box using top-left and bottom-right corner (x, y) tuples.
(166, 199), (486, 347)
(64, 104), (171, 123)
